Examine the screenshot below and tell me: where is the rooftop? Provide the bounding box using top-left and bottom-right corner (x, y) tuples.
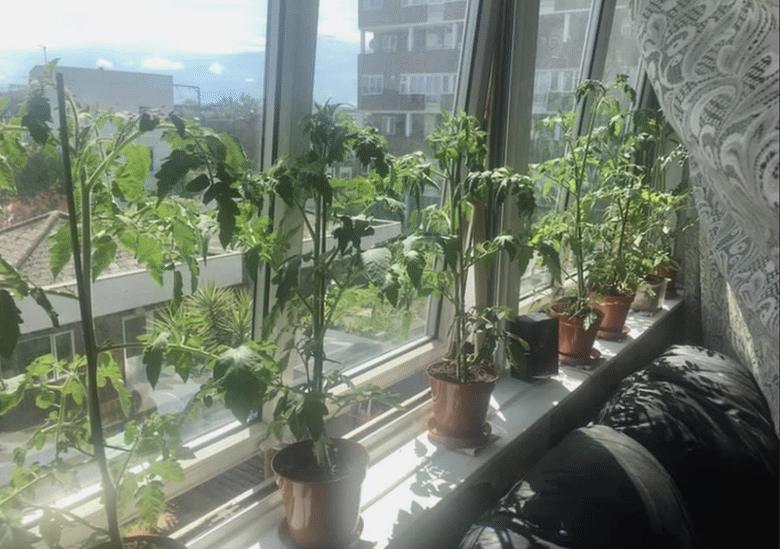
(0, 210), (142, 288)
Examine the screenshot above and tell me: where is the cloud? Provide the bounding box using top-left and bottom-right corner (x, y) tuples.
(0, 0), (268, 55)
(318, 0), (360, 44)
(208, 62), (225, 75)
(245, 77), (255, 83)
(95, 58), (114, 69)
(142, 56), (184, 71)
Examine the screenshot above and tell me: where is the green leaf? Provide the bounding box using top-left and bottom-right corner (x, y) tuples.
(136, 482), (166, 529)
(361, 248), (391, 288)
(139, 111), (160, 132)
(143, 332), (169, 388)
(0, 289), (22, 358)
(215, 345), (265, 423)
(21, 92), (51, 145)
(38, 509), (63, 547)
(155, 150), (203, 198)
(172, 270), (183, 307)
(91, 234), (117, 281)
(49, 223), (72, 280)
(204, 135), (226, 162)
(149, 460), (184, 482)
(185, 173), (210, 193)
(169, 112), (186, 137)
(301, 394), (327, 441)
(98, 352), (131, 416)
(114, 144), (151, 202)
(216, 195), (238, 248)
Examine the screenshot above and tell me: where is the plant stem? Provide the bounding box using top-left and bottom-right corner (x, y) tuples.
(56, 73), (123, 549)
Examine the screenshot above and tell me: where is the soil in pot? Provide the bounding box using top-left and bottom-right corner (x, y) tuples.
(427, 360), (496, 445)
(589, 292), (634, 340)
(92, 535), (186, 549)
(272, 438), (368, 549)
(549, 300), (603, 365)
(632, 275), (668, 313)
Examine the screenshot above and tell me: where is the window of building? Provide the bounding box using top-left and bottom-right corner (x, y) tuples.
(399, 73), (457, 95)
(425, 24), (460, 50)
(364, 0), (384, 8)
(380, 34), (398, 52)
(0, 330), (74, 380)
(361, 74), (385, 95)
(122, 313), (148, 360)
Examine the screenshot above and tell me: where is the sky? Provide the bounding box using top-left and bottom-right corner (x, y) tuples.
(0, 0), (361, 105)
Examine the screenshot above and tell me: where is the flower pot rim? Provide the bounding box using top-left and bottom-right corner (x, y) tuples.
(549, 299), (603, 321)
(272, 438), (368, 485)
(426, 362), (498, 385)
(588, 291), (636, 304)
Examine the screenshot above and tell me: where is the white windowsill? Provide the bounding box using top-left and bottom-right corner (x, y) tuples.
(183, 297), (682, 549)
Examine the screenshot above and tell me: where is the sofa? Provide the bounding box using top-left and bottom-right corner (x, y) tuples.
(459, 345), (779, 548)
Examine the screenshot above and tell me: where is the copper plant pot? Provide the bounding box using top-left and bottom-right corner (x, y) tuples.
(93, 536), (187, 548)
(590, 292), (634, 340)
(427, 364), (496, 440)
(272, 438), (368, 549)
(550, 301), (603, 364)
(632, 276), (668, 313)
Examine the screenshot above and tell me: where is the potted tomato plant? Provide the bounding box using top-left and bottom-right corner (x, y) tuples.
(257, 104), (398, 548)
(415, 112), (535, 447)
(531, 80), (614, 363)
(0, 68), (249, 548)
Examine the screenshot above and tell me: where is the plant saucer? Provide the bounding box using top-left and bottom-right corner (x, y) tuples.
(597, 324), (630, 341)
(278, 517), (365, 549)
(427, 418), (494, 450)
(558, 348), (602, 367)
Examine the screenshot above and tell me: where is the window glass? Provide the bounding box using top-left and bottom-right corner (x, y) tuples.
(601, 0), (641, 86)
(530, 0), (595, 165)
(519, 0), (597, 298)
(311, 0), (469, 391)
(0, 0), (268, 514)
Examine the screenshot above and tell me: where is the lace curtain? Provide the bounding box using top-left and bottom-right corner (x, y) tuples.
(631, 0), (779, 432)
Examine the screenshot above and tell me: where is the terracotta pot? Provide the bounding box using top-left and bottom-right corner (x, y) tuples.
(272, 438), (368, 549)
(427, 364), (496, 440)
(632, 276), (668, 312)
(589, 292), (634, 339)
(93, 535), (186, 548)
(549, 301), (602, 364)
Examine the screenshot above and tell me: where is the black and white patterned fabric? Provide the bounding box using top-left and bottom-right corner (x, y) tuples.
(630, 0), (780, 432)
(598, 345), (779, 549)
(459, 425), (695, 549)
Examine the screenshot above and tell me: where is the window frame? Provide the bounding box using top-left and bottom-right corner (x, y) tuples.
(4, 0), (656, 542)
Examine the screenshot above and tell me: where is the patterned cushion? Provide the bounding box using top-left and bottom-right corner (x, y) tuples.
(597, 345), (779, 548)
(459, 425), (694, 549)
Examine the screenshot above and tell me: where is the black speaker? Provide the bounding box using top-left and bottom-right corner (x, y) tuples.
(508, 313), (558, 380)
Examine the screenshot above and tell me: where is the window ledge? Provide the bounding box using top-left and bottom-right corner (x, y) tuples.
(182, 297), (683, 549)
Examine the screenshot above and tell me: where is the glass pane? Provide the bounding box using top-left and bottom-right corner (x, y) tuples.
(308, 0), (469, 386)
(123, 315), (147, 359)
(54, 331), (73, 361)
(531, 0), (596, 165)
(0, 0), (268, 524)
(521, 0), (597, 297)
(601, 0), (641, 86)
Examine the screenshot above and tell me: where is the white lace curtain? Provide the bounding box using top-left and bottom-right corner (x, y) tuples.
(631, 0), (779, 431)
